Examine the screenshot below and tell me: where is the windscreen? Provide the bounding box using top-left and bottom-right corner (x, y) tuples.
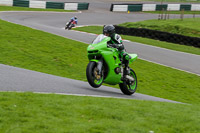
(92, 34), (107, 44)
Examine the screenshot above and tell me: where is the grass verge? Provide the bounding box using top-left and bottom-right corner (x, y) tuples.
(0, 92), (199, 133)
(0, 6), (75, 12)
(73, 26), (200, 55)
(118, 18), (200, 38)
(0, 19), (200, 104)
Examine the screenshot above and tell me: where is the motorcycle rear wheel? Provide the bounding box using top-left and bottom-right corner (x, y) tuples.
(86, 62), (104, 88)
(119, 69), (137, 95)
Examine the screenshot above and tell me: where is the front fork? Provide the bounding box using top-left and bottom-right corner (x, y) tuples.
(97, 60), (103, 75)
(121, 65), (134, 82)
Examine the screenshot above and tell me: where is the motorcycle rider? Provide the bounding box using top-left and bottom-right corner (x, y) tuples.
(70, 16), (78, 24)
(103, 24), (131, 78)
(66, 16), (78, 28)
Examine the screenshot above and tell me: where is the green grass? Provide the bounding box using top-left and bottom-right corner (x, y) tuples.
(0, 19), (200, 105)
(0, 19), (88, 81)
(119, 18), (200, 38)
(0, 6), (75, 12)
(0, 92), (199, 133)
(144, 11), (200, 14)
(73, 26), (200, 55)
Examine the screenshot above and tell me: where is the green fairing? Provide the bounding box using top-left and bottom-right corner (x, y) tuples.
(129, 54), (138, 64)
(102, 49), (122, 84)
(87, 35), (137, 85)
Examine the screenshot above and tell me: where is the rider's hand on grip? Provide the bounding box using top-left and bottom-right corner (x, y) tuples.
(107, 44), (111, 48)
(108, 43), (115, 48)
(112, 44), (119, 48)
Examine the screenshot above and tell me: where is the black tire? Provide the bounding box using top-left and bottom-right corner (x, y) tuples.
(65, 22), (69, 30)
(68, 24), (73, 30)
(86, 62), (103, 88)
(119, 69), (137, 95)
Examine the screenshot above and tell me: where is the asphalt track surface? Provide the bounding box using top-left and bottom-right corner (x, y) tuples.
(0, 1), (199, 103)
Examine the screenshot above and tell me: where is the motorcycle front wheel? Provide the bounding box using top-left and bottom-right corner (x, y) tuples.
(86, 62), (104, 88)
(68, 26), (72, 30)
(119, 69), (137, 95)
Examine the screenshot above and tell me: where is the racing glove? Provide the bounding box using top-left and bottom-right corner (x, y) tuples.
(111, 44), (124, 51)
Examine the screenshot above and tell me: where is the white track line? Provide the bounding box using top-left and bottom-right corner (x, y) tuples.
(140, 57), (200, 77)
(1, 91), (184, 104)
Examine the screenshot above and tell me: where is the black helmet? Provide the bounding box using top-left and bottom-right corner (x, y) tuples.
(74, 16), (77, 19)
(103, 25), (115, 36)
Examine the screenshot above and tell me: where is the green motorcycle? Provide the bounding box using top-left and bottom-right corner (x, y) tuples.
(86, 34), (138, 95)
